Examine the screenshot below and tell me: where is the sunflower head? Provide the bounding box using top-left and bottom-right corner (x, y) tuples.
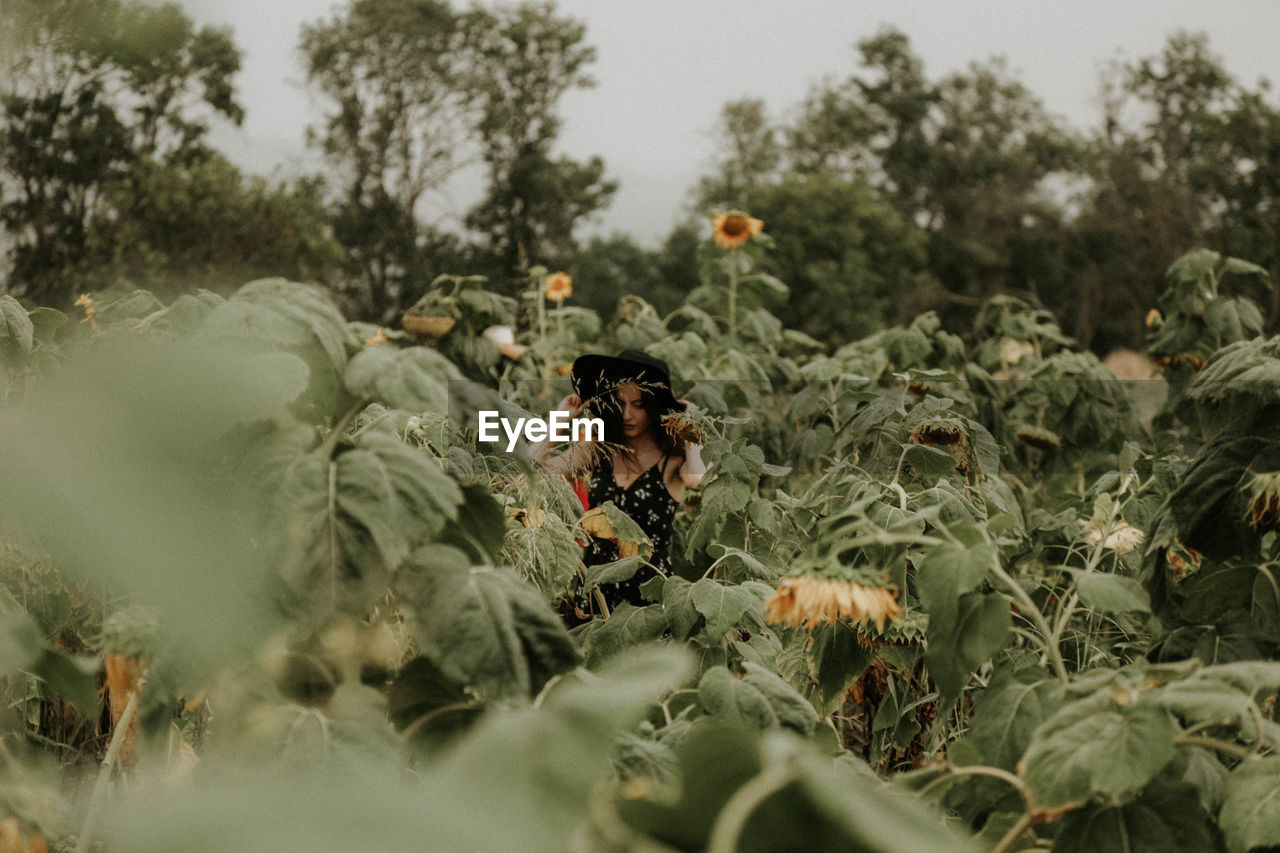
(1245, 471), (1280, 529)
(765, 576), (900, 631)
(661, 411), (704, 445)
(999, 337), (1035, 367)
(1166, 538), (1202, 582)
(1082, 518), (1145, 555)
(74, 293), (100, 332)
(544, 271), (573, 303)
(1152, 354), (1206, 372)
(1015, 425), (1062, 451)
(711, 211), (764, 249)
(909, 421), (966, 447)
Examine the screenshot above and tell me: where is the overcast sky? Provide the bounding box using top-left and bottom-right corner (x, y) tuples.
(180, 0), (1280, 246)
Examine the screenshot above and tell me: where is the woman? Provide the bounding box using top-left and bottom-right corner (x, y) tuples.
(536, 350), (705, 621)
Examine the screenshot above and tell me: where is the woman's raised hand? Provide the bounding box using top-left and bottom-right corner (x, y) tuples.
(557, 393), (583, 416)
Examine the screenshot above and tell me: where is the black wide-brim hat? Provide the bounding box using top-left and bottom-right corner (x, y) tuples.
(571, 349), (683, 417)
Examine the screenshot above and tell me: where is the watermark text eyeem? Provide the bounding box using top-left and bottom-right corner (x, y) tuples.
(478, 410), (604, 452)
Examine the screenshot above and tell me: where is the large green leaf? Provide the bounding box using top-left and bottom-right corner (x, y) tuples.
(697, 666), (779, 730)
(738, 662), (816, 734)
(691, 578), (768, 643)
(969, 670), (1061, 771)
(583, 556), (645, 589)
(162, 343), (311, 430)
(275, 434), (462, 600)
(581, 603), (667, 663)
(916, 542), (995, 630)
(924, 591), (1010, 703)
(409, 565), (580, 699)
(344, 345), (461, 413)
(0, 594), (45, 675)
(1018, 692), (1177, 813)
(1219, 756), (1280, 853)
(112, 647), (692, 853)
(700, 477), (754, 520)
(30, 649), (100, 714)
(808, 620), (872, 713)
(663, 576), (703, 641)
(436, 482), (506, 565)
(386, 655), (478, 753)
(1069, 570), (1151, 615)
(0, 294), (34, 357)
(1052, 779), (1218, 853)
(1156, 678), (1261, 736)
(618, 721), (763, 850)
(903, 443), (959, 478)
(196, 279), (349, 372)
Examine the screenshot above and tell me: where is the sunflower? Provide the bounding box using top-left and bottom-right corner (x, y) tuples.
(909, 421), (966, 447)
(579, 506), (647, 558)
(661, 411), (704, 445)
(74, 293), (100, 332)
(765, 577), (900, 631)
(1015, 425), (1062, 451)
(1245, 471), (1280, 529)
(999, 337), (1035, 367)
(711, 212), (764, 249)
(544, 271), (573, 303)
(1082, 518), (1145, 554)
(1166, 538), (1202, 582)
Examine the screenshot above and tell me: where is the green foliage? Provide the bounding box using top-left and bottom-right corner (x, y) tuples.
(3, 241), (1280, 852)
(0, 0), (245, 304)
(1219, 757), (1280, 853)
(1018, 691), (1178, 811)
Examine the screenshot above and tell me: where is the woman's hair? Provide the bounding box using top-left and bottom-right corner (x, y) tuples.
(594, 377), (684, 458)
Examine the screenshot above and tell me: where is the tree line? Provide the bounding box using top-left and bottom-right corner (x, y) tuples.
(2, 0), (1277, 353)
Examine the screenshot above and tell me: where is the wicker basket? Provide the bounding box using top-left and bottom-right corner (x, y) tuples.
(402, 314), (456, 340)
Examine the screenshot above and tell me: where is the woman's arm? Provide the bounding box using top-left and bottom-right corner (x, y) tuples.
(679, 442), (706, 489)
(674, 399), (707, 489)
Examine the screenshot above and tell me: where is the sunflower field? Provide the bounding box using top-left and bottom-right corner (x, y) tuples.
(2, 224), (1280, 853)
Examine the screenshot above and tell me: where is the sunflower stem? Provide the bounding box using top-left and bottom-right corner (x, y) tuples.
(727, 274), (738, 338)
(538, 289), (547, 358)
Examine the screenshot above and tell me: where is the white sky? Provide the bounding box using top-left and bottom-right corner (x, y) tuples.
(180, 0), (1280, 246)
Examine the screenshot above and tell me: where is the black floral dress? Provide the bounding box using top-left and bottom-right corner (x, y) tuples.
(574, 453), (679, 615)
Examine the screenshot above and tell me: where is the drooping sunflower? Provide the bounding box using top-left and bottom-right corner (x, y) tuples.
(1082, 519), (1145, 555)
(1245, 471), (1280, 529)
(544, 271), (573, 303)
(765, 577), (901, 631)
(1015, 424), (1062, 451)
(75, 293), (100, 332)
(711, 211), (764, 249)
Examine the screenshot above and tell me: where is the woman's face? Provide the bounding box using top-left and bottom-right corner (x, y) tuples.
(616, 382), (651, 439)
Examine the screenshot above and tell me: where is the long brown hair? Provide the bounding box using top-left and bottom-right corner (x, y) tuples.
(594, 378), (685, 461)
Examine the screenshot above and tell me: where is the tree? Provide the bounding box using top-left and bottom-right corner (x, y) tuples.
(742, 174), (928, 344)
(1069, 32), (1280, 349)
(727, 29), (1075, 340)
(563, 234), (668, 321)
(464, 2), (615, 282)
(300, 0), (479, 322)
(695, 98), (781, 211)
(83, 153), (343, 295)
(0, 0), (243, 303)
